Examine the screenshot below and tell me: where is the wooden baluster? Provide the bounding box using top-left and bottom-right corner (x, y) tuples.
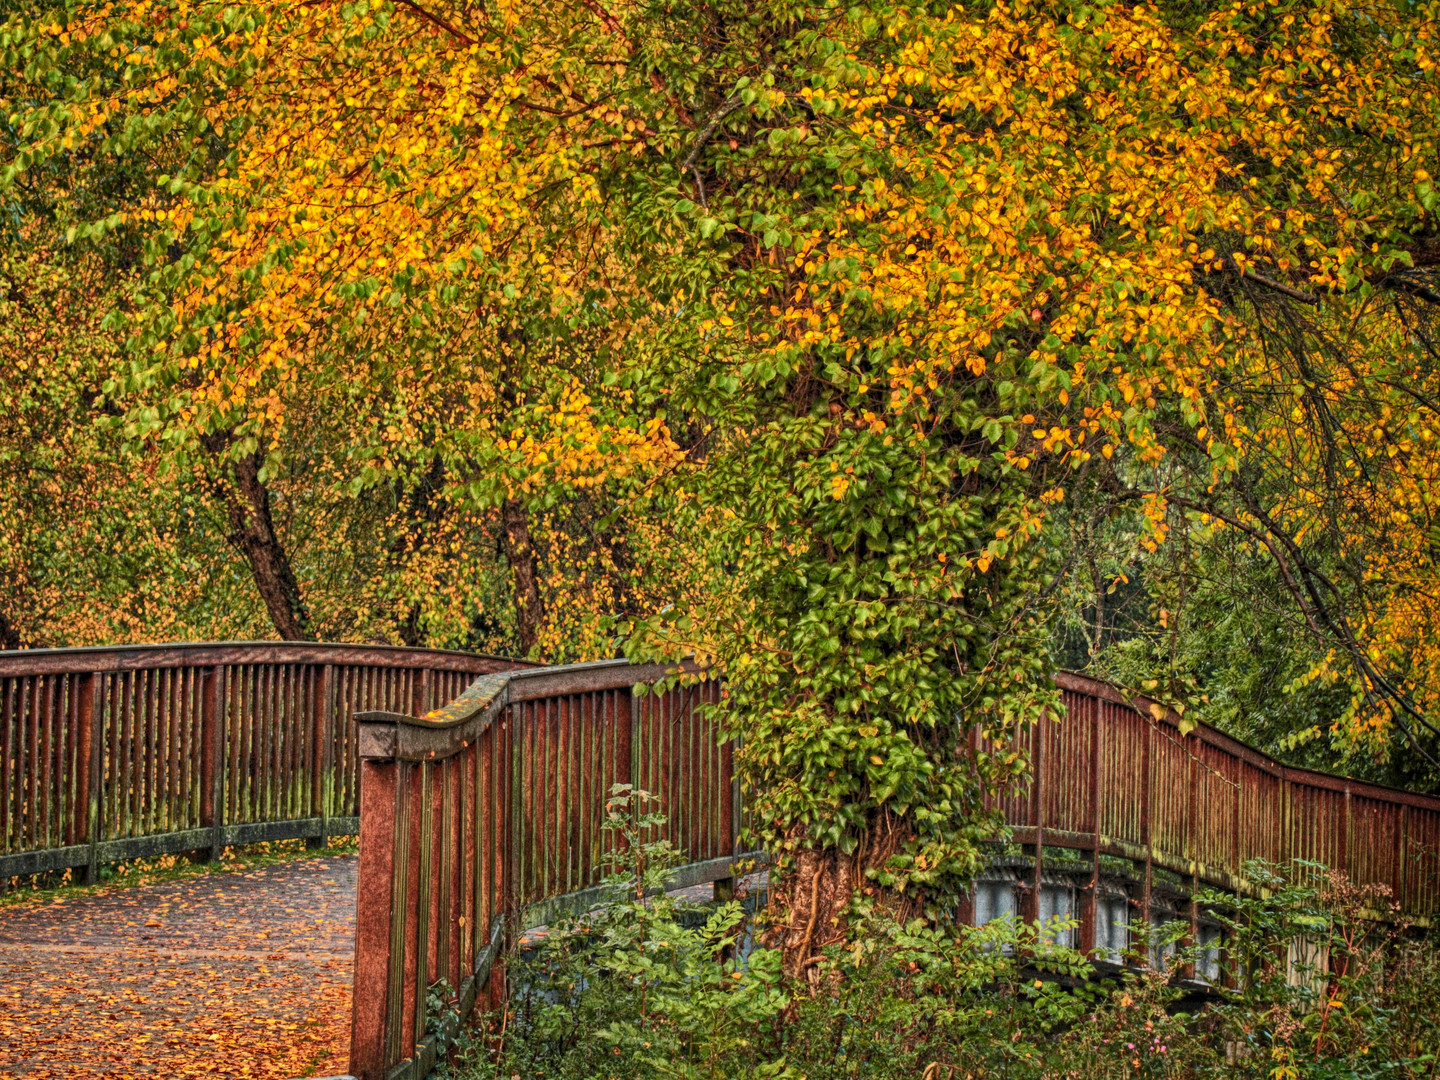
(1184, 750), (1200, 979)
(78, 674), (102, 884)
(408, 767), (430, 1065)
(460, 743), (476, 985)
(309, 664), (334, 849)
(200, 666), (225, 863)
(717, 691), (737, 903)
(1081, 693), (1102, 956)
(1340, 784), (1351, 883)
(1140, 710), (1153, 962)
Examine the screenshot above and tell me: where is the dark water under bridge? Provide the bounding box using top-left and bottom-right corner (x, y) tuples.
(0, 643), (1434, 1078)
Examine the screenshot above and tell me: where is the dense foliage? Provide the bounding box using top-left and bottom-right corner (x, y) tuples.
(3, 0), (1439, 958)
(452, 799), (1440, 1080)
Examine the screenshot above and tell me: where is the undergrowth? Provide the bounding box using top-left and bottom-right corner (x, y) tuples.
(448, 788), (1440, 1080)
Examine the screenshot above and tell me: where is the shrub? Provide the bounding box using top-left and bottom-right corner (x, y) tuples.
(449, 809), (1439, 1080)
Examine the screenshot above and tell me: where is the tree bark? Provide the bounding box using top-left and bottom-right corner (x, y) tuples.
(229, 449), (313, 641)
(500, 497), (543, 655)
(0, 607), (25, 650)
(769, 812), (919, 982)
(204, 436), (313, 641)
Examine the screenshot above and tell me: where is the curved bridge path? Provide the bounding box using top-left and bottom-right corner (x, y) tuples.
(0, 856), (356, 1078)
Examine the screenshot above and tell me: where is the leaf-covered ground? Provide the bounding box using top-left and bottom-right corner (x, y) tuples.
(0, 855), (356, 1077)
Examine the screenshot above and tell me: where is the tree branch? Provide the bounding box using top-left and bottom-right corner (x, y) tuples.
(390, 0), (479, 46)
(680, 93), (744, 209)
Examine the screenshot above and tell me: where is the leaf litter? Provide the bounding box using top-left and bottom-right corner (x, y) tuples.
(0, 854), (356, 1077)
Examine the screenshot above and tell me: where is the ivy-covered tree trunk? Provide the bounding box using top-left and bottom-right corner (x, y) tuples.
(639, 410), (1057, 974)
(772, 813), (923, 980)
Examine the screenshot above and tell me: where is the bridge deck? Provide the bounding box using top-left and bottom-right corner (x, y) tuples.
(0, 856), (356, 1078)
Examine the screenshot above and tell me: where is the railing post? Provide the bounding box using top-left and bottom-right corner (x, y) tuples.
(1140, 712), (1153, 958)
(309, 664), (334, 850)
(485, 727), (500, 1010)
(78, 673), (102, 885)
(1340, 785), (1351, 881)
(1183, 750), (1200, 979)
(1080, 694), (1101, 956)
(1396, 803), (1408, 907)
(489, 713), (508, 1011)
(1231, 757), (1242, 880)
(1024, 712), (1045, 927)
(715, 707), (737, 903)
(350, 757), (400, 1080)
(200, 666), (225, 863)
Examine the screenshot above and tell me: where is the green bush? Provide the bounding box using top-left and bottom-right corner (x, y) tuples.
(448, 800), (1439, 1080)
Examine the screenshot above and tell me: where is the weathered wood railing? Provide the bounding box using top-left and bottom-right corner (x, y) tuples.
(349, 659), (741, 1080)
(4, 642), (1437, 1074)
(0, 642), (530, 883)
(969, 672), (1440, 970)
(352, 662), (1440, 1077)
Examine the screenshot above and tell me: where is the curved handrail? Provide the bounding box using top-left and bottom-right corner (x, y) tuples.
(354, 659), (706, 760)
(0, 640), (523, 677)
(1056, 671), (1440, 811)
(349, 658), (736, 1080)
(980, 671), (1440, 953)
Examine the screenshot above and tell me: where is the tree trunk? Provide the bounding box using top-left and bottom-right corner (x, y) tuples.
(501, 497), (543, 655)
(0, 607), (25, 650)
(769, 812), (919, 981)
(229, 450), (313, 641)
(205, 436), (313, 641)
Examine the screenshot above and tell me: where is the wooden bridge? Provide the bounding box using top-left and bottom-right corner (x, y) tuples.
(1, 644), (1436, 1079)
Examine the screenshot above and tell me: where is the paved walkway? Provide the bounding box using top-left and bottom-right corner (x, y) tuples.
(0, 856), (357, 1079)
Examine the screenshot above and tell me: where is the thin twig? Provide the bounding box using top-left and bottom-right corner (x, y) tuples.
(680, 93), (745, 208)
(1230, 257), (1320, 305)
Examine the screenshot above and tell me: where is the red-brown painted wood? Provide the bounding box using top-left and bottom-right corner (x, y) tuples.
(350, 759), (399, 1080)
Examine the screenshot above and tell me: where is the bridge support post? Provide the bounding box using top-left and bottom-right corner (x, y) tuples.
(1140, 714), (1153, 961)
(1022, 713), (1045, 928)
(350, 758), (400, 1080)
(717, 722), (737, 904)
(1079, 694), (1102, 956)
(1182, 754), (1200, 980)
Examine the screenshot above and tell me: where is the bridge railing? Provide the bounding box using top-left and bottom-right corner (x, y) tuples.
(976, 672), (1440, 961)
(0, 642), (530, 883)
(349, 659), (742, 1080)
(5, 643), (1436, 1074)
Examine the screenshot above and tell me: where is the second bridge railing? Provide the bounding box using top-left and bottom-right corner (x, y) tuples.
(350, 661), (1440, 1080)
(0, 642), (531, 884)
